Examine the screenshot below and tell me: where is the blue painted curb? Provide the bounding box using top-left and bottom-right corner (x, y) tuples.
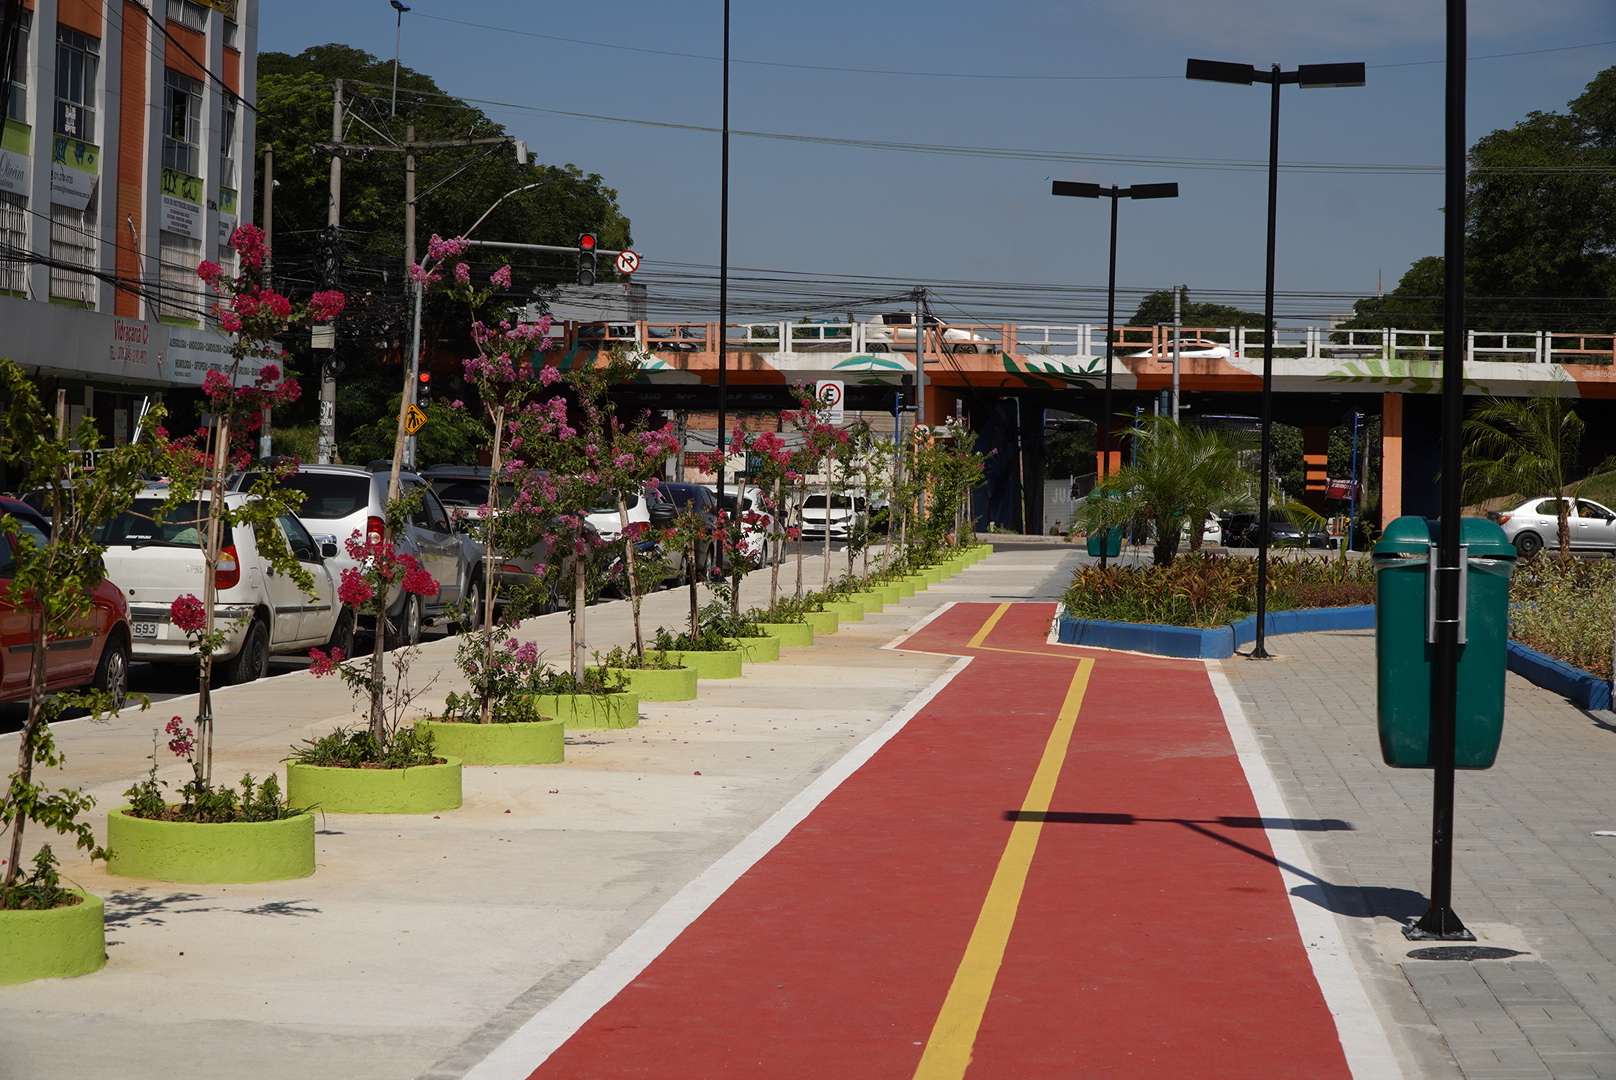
(1505, 641), (1612, 711)
(1056, 605), (1376, 660)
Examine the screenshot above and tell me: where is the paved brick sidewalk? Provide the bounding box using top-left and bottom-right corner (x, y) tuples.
(1220, 629), (1616, 1080)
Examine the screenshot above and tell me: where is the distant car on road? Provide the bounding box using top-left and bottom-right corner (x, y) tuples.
(1219, 512), (1330, 549)
(1489, 496), (1616, 556)
(1123, 339), (1234, 361)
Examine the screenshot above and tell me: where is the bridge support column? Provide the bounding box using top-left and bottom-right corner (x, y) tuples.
(1022, 403), (1045, 535)
(1381, 393), (1403, 522)
(1302, 426), (1330, 513)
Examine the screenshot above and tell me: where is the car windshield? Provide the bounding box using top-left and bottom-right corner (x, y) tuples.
(804, 495), (852, 509)
(590, 492), (641, 514)
(95, 498), (233, 548)
(241, 472), (370, 520)
(431, 478), (516, 507)
(666, 487), (701, 509)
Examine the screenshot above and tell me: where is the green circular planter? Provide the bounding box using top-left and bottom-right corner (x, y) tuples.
(107, 808), (315, 883)
(725, 635), (781, 662)
(848, 591), (884, 614)
(872, 584), (901, 605)
(903, 574), (929, 592)
(286, 757), (463, 814)
(415, 718), (564, 765)
(822, 600), (865, 622)
(669, 648), (744, 679)
(920, 568), (943, 585)
(802, 609), (839, 635)
(757, 621), (813, 647)
(892, 579), (916, 598)
(530, 691), (639, 729)
(592, 665), (698, 701)
(0, 890), (105, 985)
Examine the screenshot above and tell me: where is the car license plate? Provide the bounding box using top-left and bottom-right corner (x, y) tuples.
(132, 621), (158, 639)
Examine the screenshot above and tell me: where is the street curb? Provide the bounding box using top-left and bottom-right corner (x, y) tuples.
(1506, 641), (1612, 711)
(1055, 605), (1376, 659)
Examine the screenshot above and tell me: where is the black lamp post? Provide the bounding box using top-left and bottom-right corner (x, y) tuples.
(1051, 180), (1178, 569)
(1186, 58), (1365, 658)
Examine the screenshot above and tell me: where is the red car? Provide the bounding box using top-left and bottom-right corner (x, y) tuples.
(0, 500), (131, 708)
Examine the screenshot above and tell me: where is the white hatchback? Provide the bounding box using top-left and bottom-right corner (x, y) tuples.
(96, 491), (345, 683)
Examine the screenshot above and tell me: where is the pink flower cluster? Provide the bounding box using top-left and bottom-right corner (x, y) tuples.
(307, 646), (345, 677)
(426, 234), (468, 261)
(197, 260), (226, 287)
(309, 290), (346, 322)
(490, 264), (512, 288)
(230, 224), (267, 270)
(335, 531), (442, 613)
(165, 716), (195, 758)
(169, 593), (206, 634)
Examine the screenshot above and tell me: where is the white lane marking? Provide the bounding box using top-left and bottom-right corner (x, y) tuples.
(882, 601), (959, 652)
(461, 654), (976, 1080)
(1206, 662), (1406, 1080)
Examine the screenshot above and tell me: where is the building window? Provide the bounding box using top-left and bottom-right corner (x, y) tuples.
(0, 191), (25, 294)
(162, 69), (202, 176)
(54, 26), (99, 143)
(3, 11), (30, 125)
(218, 98), (237, 189)
(166, 0), (209, 31)
(157, 230), (201, 323)
(49, 201), (96, 305)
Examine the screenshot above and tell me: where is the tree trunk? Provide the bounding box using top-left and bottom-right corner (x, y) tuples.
(197, 409), (233, 785)
(478, 406), (507, 723)
(688, 537), (700, 637)
(619, 493), (645, 660)
(794, 480), (806, 598)
(571, 554), (587, 680)
(821, 458), (832, 590)
(1558, 505), (1572, 556)
(769, 476), (782, 606)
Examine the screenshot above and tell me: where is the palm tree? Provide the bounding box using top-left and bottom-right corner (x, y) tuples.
(1076, 416), (1253, 566)
(1462, 396), (1584, 555)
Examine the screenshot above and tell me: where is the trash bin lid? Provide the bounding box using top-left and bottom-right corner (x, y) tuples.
(1372, 515), (1431, 558)
(1370, 515), (1515, 560)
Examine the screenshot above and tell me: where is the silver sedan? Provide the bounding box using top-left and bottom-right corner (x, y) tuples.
(1490, 497), (1616, 556)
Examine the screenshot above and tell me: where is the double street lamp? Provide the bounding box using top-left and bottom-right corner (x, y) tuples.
(1185, 58), (1365, 657)
(1051, 180), (1178, 569)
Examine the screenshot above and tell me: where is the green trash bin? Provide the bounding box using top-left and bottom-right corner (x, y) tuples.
(1372, 516), (1516, 769)
(1086, 527), (1122, 559)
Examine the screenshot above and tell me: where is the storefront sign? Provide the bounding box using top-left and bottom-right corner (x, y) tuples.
(50, 137), (99, 210)
(160, 168), (205, 239)
(110, 318), (154, 369)
(0, 148), (28, 197)
(216, 187), (238, 246)
(167, 325), (275, 386)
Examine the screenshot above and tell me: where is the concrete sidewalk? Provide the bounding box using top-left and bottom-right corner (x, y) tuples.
(0, 546), (1052, 1080)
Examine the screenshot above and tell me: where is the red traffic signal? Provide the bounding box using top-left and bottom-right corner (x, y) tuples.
(418, 372), (430, 383)
(578, 233), (597, 251)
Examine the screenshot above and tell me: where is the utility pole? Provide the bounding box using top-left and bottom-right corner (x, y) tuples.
(318, 82), (343, 465)
(260, 142), (275, 461)
(1171, 284), (1183, 422)
(913, 288), (927, 429)
(404, 125), (417, 469)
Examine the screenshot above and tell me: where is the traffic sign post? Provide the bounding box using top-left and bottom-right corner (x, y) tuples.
(404, 403), (428, 435)
(614, 249), (640, 275)
(815, 379), (845, 425)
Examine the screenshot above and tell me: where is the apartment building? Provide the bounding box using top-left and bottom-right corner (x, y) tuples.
(0, 0), (258, 440)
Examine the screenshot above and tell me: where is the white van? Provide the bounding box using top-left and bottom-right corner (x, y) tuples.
(96, 491), (345, 683)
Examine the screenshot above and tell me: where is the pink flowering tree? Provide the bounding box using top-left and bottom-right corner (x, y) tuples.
(159, 226), (343, 788)
(598, 410), (680, 659)
(695, 424), (793, 614)
(779, 386), (846, 594)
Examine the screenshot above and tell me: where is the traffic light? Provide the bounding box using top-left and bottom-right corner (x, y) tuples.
(417, 371), (431, 405)
(577, 233), (597, 286)
(899, 374), (915, 411)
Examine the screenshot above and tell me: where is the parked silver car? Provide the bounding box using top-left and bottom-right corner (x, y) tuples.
(1489, 497), (1616, 556)
(230, 465), (479, 644)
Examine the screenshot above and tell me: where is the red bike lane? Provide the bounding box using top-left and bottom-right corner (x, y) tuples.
(519, 602), (1353, 1079)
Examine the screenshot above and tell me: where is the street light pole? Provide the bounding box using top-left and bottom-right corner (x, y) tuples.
(1186, 57), (1365, 658)
(1051, 180), (1179, 569)
(389, 2), (410, 116)
(714, 0), (731, 543)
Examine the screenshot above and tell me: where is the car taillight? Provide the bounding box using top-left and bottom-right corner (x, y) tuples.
(1496, 514), (1511, 525)
(215, 544), (240, 590)
(366, 516), (386, 547)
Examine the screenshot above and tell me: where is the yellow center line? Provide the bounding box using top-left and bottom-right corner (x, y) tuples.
(911, 658), (1095, 1080)
(965, 603), (1012, 649)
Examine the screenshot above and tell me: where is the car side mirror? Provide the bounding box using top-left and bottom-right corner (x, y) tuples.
(319, 540), (339, 560)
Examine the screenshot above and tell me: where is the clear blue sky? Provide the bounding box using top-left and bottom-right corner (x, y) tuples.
(259, 0), (1614, 326)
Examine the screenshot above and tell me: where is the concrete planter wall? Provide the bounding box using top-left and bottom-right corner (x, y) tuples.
(892, 579), (916, 598)
(756, 621), (813, 647)
(106, 808), (316, 883)
(594, 665), (698, 701)
(802, 610), (839, 635)
(415, 718), (564, 765)
(1055, 605), (1377, 660)
(919, 568), (943, 585)
(903, 574), (929, 592)
(822, 600), (864, 622)
(871, 585), (901, 605)
(847, 592), (884, 614)
(725, 636), (781, 662)
(1505, 642), (1613, 711)
(286, 758), (463, 814)
(529, 692), (639, 729)
(0, 890), (105, 985)
(668, 649), (744, 679)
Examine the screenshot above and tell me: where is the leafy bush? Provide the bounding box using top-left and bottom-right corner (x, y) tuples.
(651, 625), (737, 652)
(123, 720), (305, 822)
(1508, 554), (1613, 679)
(1063, 553), (1375, 628)
(594, 644), (684, 670)
(288, 724), (441, 769)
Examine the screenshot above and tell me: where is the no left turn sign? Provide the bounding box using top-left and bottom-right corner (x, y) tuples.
(614, 249), (641, 275)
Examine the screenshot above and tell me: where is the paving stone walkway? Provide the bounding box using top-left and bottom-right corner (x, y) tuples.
(1221, 629), (1616, 1080)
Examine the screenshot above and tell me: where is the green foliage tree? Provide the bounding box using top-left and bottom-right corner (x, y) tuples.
(1128, 290), (1268, 340)
(1340, 64), (1616, 333)
(1077, 417), (1253, 567)
(1462, 395), (1586, 555)
(0, 361), (161, 908)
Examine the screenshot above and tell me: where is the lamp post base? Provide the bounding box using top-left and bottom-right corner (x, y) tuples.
(1404, 908), (1476, 941)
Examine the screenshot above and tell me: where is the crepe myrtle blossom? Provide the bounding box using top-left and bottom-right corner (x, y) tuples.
(490, 264), (513, 288)
(230, 224), (267, 270)
(426, 234), (468, 261)
(165, 716), (196, 757)
(169, 594), (207, 634)
(307, 647), (345, 677)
